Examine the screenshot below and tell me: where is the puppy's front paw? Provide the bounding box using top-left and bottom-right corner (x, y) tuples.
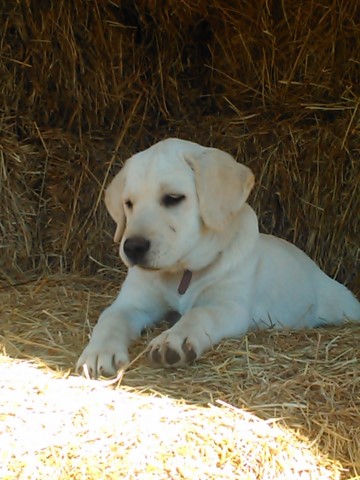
(76, 339), (129, 379)
(148, 330), (198, 367)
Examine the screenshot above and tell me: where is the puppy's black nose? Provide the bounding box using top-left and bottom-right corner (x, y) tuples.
(123, 236), (150, 264)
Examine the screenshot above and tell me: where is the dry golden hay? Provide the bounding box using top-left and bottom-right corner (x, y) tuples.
(1, 275), (360, 479)
(0, 0), (359, 294)
(1, 1), (360, 478)
(0, 355), (343, 480)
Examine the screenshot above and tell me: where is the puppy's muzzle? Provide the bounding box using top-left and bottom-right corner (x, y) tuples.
(123, 236), (150, 265)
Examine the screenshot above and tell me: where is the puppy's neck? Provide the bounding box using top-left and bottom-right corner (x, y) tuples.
(180, 203), (259, 273)
(162, 204), (260, 295)
(178, 269), (192, 295)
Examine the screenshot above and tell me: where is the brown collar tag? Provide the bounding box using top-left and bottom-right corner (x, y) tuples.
(178, 269), (193, 295)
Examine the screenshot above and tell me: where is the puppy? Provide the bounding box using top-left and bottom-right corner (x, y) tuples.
(77, 138), (360, 378)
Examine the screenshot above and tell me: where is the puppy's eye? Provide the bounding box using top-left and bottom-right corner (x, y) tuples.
(162, 194), (186, 207)
(125, 200), (133, 210)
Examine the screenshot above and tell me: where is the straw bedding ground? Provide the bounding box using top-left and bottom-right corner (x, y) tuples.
(1, 1), (360, 479)
(1, 275), (360, 478)
(0, 356), (344, 480)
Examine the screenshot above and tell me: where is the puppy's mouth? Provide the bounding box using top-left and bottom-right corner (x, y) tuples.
(135, 263), (161, 272)
(122, 235), (197, 274)
(125, 256), (171, 272)
(121, 237), (193, 293)
(125, 256), (193, 294)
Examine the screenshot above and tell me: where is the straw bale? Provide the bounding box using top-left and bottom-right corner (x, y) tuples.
(0, 0), (359, 294)
(0, 355), (343, 480)
(1, 2), (360, 476)
(1, 275), (360, 478)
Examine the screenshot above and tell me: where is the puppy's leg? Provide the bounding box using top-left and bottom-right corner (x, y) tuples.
(77, 268), (166, 378)
(77, 305), (141, 378)
(149, 303), (251, 367)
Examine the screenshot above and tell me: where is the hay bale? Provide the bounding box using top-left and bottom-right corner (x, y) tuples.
(1, 2), (360, 474)
(2, 275), (360, 478)
(0, 0), (359, 293)
(0, 355), (343, 479)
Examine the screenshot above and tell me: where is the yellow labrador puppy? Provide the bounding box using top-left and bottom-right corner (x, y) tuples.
(77, 138), (360, 378)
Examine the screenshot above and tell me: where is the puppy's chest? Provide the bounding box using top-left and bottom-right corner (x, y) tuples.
(158, 273), (208, 315)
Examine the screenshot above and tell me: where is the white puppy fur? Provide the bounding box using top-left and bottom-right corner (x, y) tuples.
(77, 138), (360, 378)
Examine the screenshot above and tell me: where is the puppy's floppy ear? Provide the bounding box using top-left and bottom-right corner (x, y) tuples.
(185, 148), (254, 231)
(104, 167), (126, 242)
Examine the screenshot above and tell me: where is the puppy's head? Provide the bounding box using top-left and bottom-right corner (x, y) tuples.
(105, 138), (254, 272)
